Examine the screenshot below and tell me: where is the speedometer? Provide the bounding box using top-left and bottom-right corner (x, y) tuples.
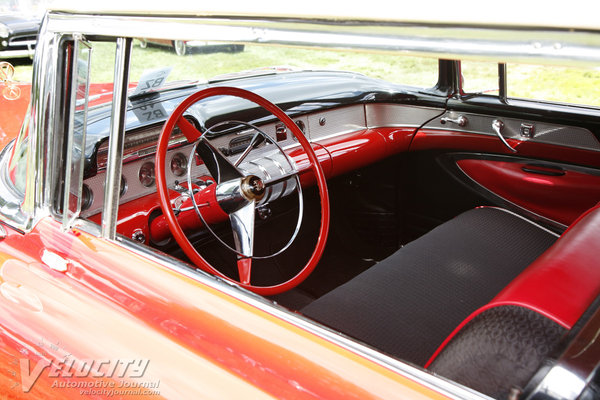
(170, 153), (187, 177)
(139, 161), (155, 187)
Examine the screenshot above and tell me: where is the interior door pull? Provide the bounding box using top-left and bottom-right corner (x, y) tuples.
(521, 164), (566, 176)
(492, 119), (517, 153)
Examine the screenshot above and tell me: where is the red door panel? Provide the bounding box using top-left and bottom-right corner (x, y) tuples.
(457, 158), (600, 226)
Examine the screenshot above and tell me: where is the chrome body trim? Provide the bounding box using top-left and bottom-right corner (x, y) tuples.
(0, 142), (29, 228)
(0, 48), (35, 58)
(19, 15), (62, 232)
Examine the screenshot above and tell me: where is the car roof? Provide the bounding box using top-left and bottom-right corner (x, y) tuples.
(49, 0), (599, 31)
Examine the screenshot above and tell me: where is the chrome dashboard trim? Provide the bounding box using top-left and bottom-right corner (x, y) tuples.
(425, 111), (600, 152)
(366, 103), (443, 129)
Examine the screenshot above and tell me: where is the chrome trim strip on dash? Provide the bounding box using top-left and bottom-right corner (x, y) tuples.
(424, 111), (600, 152)
(366, 103), (443, 129)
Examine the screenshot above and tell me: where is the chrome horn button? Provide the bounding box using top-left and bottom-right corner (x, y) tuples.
(241, 175), (266, 201)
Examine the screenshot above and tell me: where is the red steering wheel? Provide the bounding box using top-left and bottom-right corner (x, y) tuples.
(155, 87), (330, 295)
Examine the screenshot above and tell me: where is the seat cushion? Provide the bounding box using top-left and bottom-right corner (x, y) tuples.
(301, 207), (558, 365)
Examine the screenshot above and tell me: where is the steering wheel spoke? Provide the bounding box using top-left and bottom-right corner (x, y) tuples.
(234, 131), (265, 167)
(237, 258), (252, 285)
(230, 201), (256, 258)
(195, 137), (243, 183)
(176, 115), (202, 142)
(230, 201), (256, 284)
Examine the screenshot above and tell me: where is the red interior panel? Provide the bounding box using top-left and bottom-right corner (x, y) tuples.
(457, 158), (600, 226)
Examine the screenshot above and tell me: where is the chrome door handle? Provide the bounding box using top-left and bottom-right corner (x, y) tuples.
(440, 115), (468, 127)
(492, 119), (517, 153)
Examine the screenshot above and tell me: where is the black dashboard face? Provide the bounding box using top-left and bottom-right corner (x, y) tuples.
(95, 118), (192, 170)
(81, 70), (434, 178)
(80, 108), (311, 217)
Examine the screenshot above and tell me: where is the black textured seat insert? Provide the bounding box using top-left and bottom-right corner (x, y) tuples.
(301, 207), (557, 366)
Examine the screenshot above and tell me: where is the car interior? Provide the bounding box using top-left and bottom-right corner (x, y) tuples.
(12, 35), (600, 398)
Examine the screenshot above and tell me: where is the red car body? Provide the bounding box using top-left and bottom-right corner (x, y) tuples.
(0, 4), (599, 400)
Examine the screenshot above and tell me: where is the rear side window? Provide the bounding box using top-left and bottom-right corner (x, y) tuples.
(506, 65), (600, 107)
(461, 61), (600, 108)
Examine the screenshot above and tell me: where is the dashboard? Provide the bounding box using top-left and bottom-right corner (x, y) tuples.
(82, 102), (442, 243)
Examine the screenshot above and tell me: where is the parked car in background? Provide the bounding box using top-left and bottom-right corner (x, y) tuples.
(0, 12), (40, 59)
(0, 2), (599, 399)
(139, 38), (244, 56)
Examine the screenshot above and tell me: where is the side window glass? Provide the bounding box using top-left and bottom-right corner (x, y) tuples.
(507, 65), (600, 108)
(62, 35), (92, 229)
(460, 60), (499, 96)
(461, 60), (600, 108)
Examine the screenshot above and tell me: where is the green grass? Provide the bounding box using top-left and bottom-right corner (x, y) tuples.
(8, 42), (600, 107)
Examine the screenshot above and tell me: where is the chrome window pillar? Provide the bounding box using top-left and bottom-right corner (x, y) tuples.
(101, 37), (132, 239)
(18, 15), (61, 230)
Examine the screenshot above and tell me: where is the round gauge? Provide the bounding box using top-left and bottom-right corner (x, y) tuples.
(170, 153), (188, 177)
(120, 175), (127, 197)
(293, 120), (305, 141)
(139, 161), (155, 187)
(81, 184), (93, 211)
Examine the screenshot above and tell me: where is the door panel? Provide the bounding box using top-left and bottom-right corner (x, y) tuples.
(411, 103), (600, 229)
(455, 156), (600, 226)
